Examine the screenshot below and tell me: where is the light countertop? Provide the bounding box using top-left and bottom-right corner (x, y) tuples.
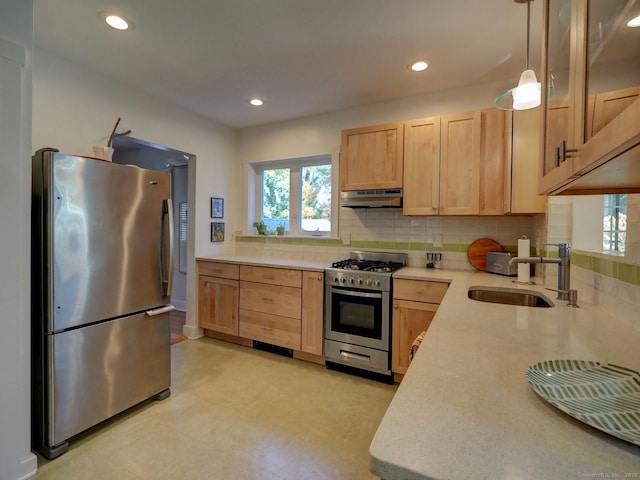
(196, 255), (327, 272)
(371, 267), (640, 480)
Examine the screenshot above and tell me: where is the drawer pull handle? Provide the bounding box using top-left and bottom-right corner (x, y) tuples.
(263, 274), (274, 279)
(212, 269), (222, 273)
(262, 297), (274, 303)
(261, 327), (273, 333)
(415, 290), (424, 294)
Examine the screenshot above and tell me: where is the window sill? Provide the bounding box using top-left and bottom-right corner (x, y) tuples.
(236, 234), (343, 246)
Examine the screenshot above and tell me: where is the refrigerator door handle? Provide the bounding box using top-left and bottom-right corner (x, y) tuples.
(146, 304), (175, 316)
(161, 199), (175, 297)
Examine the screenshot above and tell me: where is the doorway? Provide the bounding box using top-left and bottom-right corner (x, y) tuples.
(111, 136), (191, 342)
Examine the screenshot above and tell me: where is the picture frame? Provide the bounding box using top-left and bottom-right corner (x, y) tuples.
(211, 197), (224, 218)
(211, 222), (224, 242)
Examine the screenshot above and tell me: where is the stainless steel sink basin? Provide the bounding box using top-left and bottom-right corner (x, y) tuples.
(467, 286), (555, 308)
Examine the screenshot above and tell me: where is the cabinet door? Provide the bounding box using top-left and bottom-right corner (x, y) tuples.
(589, 86), (640, 139)
(539, 0), (575, 193)
(301, 271), (324, 356)
(198, 275), (239, 336)
(403, 117), (441, 215)
(340, 122), (404, 191)
(392, 299), (438, 375)
(510, 109), (547, 213)
(584, 0), (640, 141)
(479, 109), (508, 215)
(439, 111), (481, 215)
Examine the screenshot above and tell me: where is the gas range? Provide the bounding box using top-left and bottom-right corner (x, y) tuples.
(325, 251), (408, 292)
(324, 251), (408, 381)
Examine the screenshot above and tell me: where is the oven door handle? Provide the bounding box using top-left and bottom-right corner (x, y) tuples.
(332, 288), (383, 299)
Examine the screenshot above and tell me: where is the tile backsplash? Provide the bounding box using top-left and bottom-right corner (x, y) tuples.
(237, 208), (540, 269)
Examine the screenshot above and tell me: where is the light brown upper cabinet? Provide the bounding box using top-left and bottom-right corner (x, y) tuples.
(540, 0), (640, 194)
(340, 122), (404, 191)
(509, 109), (547, 214)
(403, 111), (482, 215)
(404, 109), (514, 215)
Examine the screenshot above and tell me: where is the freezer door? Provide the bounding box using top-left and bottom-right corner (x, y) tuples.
(46, 311), (170, 447)
(48, 153), (172, 331)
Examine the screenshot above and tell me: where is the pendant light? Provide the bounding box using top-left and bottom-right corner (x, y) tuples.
(495, 0), (541, 110)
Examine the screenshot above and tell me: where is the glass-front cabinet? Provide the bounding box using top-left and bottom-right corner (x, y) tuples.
(540, 0), (640, 194)
(540, 0), (574, 192)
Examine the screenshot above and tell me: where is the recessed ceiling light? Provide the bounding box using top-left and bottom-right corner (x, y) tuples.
(248, 98), (264, 107)
(628, 15), (640, 27)
(100, 13), (133, 31)
(410, 61), (429, 72)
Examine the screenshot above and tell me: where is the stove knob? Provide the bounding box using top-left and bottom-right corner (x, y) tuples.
(340, 277), (346, 283)
(334, 277), (339, 283)
(349, 278), (354, 284)
(365, 279), (372, 286)
(357, 279), (363, 285)
(375, 280), (381, 287)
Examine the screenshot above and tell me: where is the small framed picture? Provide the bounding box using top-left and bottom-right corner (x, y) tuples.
(211, 197), (224, 218)
(211, 222), (224, 242)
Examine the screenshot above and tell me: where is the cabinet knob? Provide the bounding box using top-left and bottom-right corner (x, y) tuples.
(393, 304), (398, 309)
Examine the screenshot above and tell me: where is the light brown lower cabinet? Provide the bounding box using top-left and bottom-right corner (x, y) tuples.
(238, 309), (301, 350)
(197, 262), (240, 336)
(197, 261), (325, 356)
(301, 271), (324, 355)
(392, 279), (448, 376)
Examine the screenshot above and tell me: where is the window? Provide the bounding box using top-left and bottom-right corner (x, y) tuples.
(253, 155), (333, 236)
(603, 194), (627, 253)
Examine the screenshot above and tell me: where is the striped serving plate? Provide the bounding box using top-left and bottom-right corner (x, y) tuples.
(526, 359), (640, 446)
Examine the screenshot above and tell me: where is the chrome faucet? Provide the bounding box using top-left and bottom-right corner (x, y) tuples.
(508, 243), (577, 305)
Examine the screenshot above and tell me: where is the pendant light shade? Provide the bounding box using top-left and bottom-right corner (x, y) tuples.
(512, 69), (541, 109)
(495, 0), (541, 110)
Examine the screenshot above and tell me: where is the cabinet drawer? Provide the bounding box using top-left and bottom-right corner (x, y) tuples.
(393, 279), (448, 304)
(239, 309), (301, 350)
(198, 261), (239, 280)
(239, 281), (301, 318)
(240, 265), (302, 288)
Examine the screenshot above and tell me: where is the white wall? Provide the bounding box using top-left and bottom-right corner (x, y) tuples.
(32, 48), (237, 337)
(0, 2), (38, 479)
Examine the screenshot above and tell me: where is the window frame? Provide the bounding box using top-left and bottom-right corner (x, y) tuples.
(251, 154), (336, 237)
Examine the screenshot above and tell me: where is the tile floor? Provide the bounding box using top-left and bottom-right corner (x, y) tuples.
(31, 337), (397, 479)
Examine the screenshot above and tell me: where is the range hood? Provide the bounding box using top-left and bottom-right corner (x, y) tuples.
(340, 189), (403, 208)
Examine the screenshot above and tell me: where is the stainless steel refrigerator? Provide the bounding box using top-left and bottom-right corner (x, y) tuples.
(31, 148), (174, 459)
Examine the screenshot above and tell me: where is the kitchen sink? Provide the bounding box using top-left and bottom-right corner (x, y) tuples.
(467, 286), (555, 308)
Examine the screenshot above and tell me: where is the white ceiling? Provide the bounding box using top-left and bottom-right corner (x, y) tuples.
(33, 0), (543, 129)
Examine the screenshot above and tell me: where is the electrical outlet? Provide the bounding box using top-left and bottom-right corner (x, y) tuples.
(342, 232), (351, 245)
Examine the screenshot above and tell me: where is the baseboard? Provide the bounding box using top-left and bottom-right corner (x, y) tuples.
(183, 323), (203, 339)
(170, 298), (186, 311)
(203, 329), (253, 347)
(293, 350), (325, 365)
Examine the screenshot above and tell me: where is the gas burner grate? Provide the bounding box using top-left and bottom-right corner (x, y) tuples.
(330, 259), (404, 273)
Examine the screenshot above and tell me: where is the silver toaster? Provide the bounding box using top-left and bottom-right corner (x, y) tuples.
(486, 251), (517, 276)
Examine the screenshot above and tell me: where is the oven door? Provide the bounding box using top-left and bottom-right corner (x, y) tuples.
(324, 284), (389, 351)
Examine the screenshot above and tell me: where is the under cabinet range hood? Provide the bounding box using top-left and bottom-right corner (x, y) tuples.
(340, 189), (403, 208)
